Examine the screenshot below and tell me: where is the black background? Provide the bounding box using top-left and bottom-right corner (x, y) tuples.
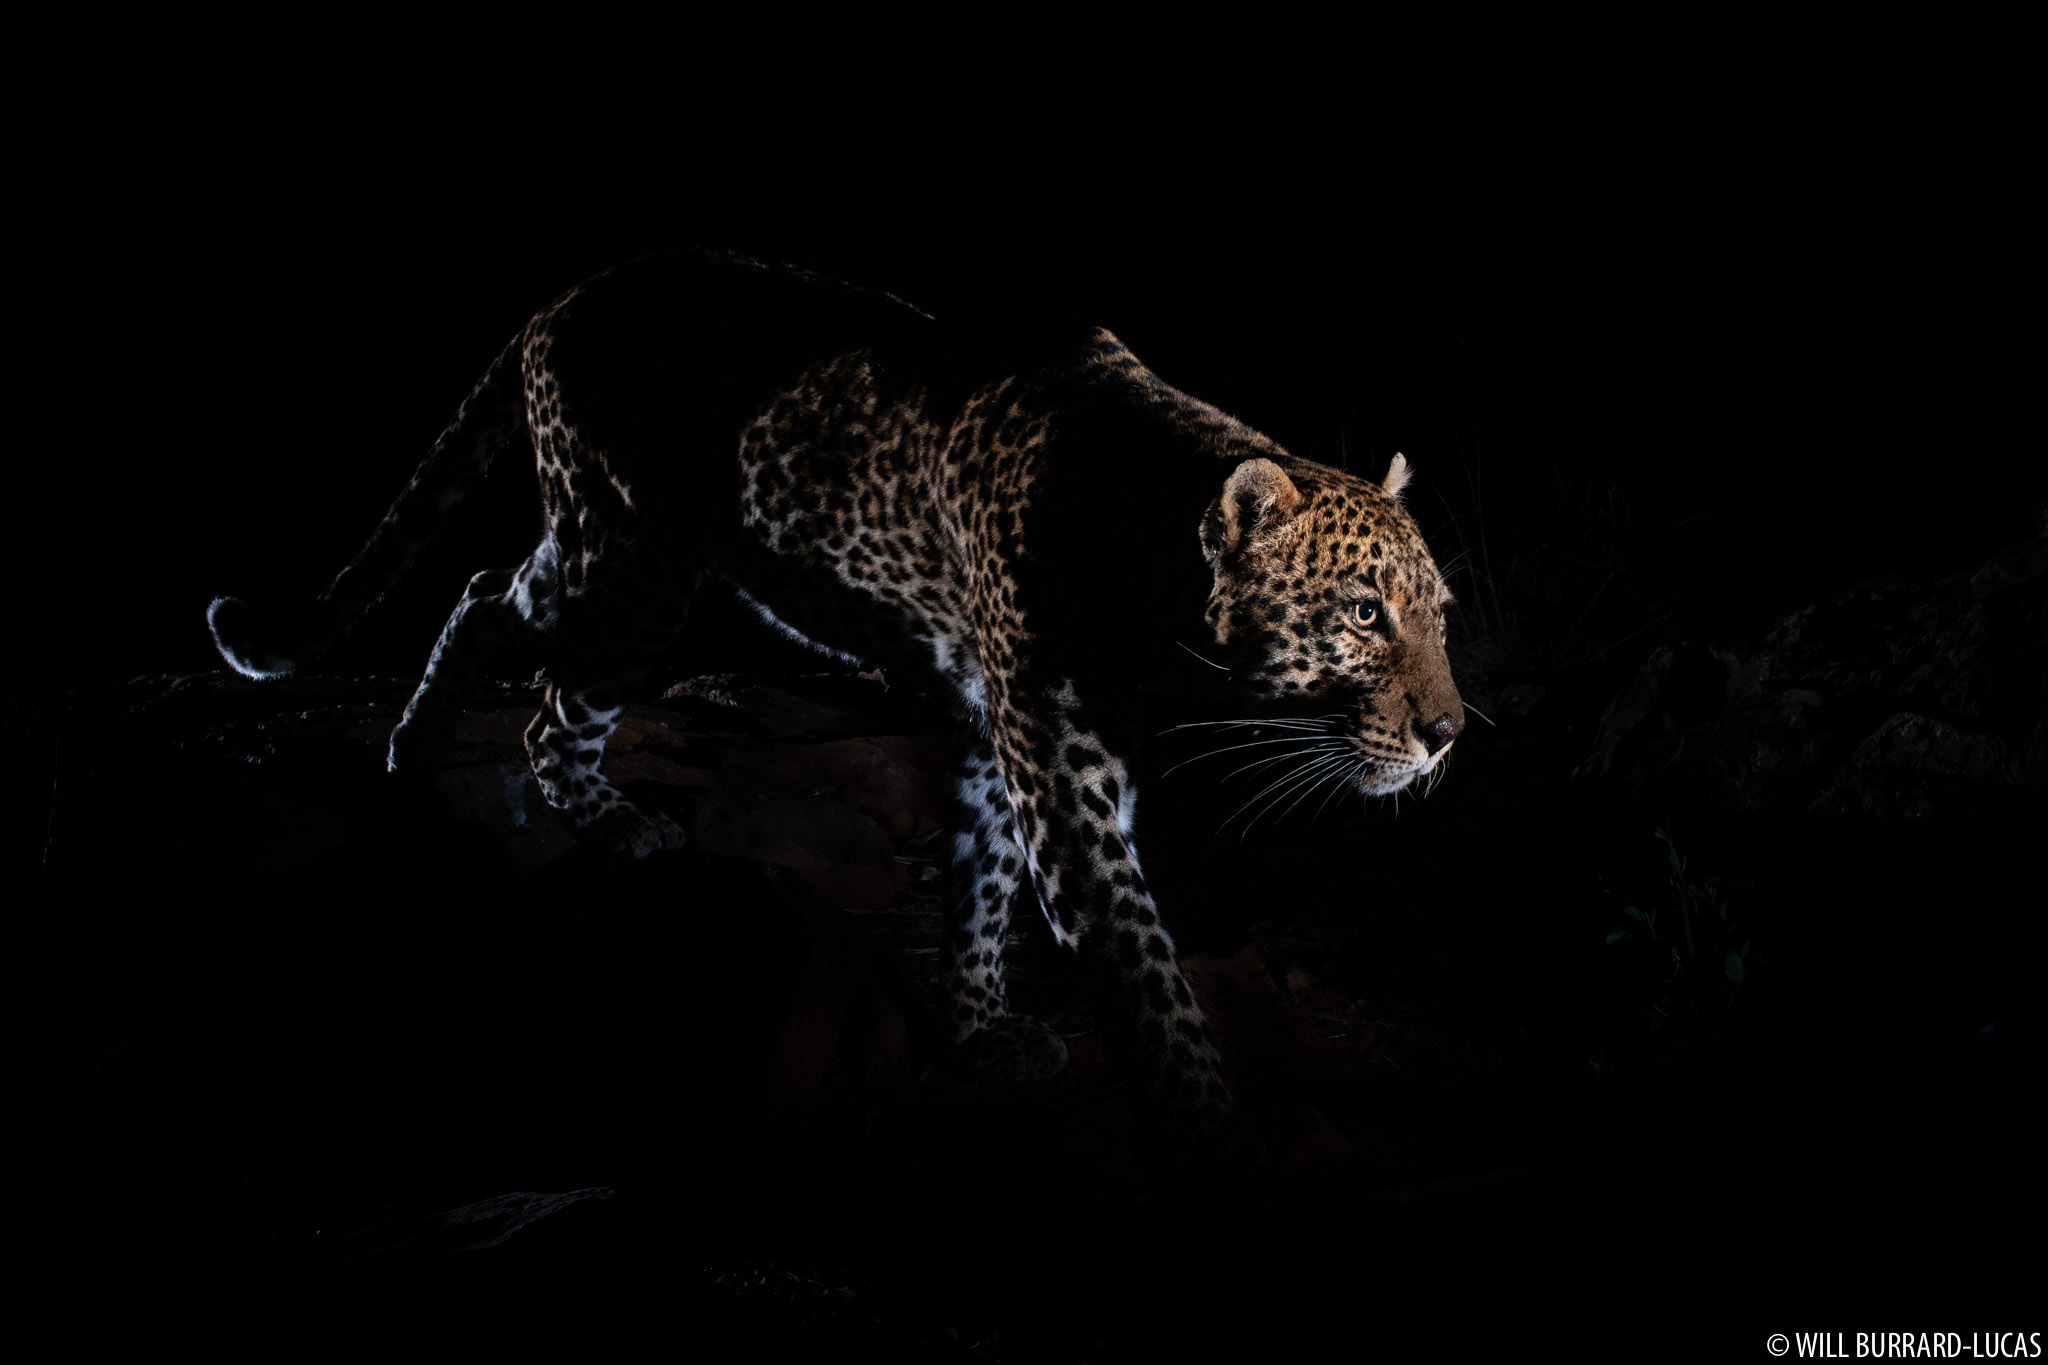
(25, 72), (2041, 1354)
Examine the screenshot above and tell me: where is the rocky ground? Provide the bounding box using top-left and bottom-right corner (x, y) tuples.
(29, 524), (2044, 1354)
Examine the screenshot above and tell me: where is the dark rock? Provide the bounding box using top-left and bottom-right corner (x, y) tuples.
(1810, 711), (2016, 820)
(716, 735), (948, 838)
(663, 671), (923, 739)
(1575, 642), (1830, 812)
(693, 797), (906, 908)
(1580, 520), (2047, 817)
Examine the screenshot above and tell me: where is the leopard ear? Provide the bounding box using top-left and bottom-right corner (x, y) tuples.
(1202, 458), (1304, 561)
(1383, 452), (1412, 500)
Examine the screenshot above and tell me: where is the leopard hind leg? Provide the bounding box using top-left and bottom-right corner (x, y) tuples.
(387, 542), (558, 774)
(943, 731), (1069, 1082)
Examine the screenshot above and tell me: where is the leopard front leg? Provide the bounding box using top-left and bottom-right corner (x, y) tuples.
(989, 706), (1253, 1156)
(523, 679), (686, 858)
(942, 731), (1069, 1082)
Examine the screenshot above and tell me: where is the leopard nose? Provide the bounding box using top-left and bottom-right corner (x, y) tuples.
(1415, 711), (1464, 755)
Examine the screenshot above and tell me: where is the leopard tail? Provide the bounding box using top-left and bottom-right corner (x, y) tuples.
(208, 331), (526, 679)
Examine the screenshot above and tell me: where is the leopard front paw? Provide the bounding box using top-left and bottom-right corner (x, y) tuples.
(1191, 1102), (1268, 1168)
(958, 1014), (1069, 1083)
(585, 806), (689, 858)
(627, 809), (689, 858)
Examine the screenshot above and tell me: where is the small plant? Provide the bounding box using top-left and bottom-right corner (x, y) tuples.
(1602, 823), (1759, 1071)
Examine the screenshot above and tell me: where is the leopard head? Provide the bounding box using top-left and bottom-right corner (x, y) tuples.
(1198, 454), (1463, 796)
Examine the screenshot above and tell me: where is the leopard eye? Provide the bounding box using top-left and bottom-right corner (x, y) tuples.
(1350, 600), (1380, 630)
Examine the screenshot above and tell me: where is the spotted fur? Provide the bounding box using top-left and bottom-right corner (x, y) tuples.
(209, 250), (1463, 1151)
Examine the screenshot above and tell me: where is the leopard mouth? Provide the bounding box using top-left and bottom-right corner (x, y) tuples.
(1346, 732), (1454, 797)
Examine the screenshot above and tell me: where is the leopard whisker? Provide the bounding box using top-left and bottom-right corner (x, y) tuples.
(1425, 752), (1451, 797)
(1215, 758), (1323, 834)
(1223, 751), (1354, 839)
(1174, 640), (1232, 672)
(1168, 713), (1346, 729)
(1159, 734), (1342, 779)
(1241, 753), (1358, 840)
(1222, 741), (1349, 782)
(1311, 759), (1366, 823)
(1463, 701), (1495, 727)
(1235, 748), (1351, 812)
(1270, 755), (1361, 829)
(1159, 716), (1343, 735)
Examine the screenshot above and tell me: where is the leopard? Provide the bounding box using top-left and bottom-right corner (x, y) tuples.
(207, 248), (1464, 1154)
